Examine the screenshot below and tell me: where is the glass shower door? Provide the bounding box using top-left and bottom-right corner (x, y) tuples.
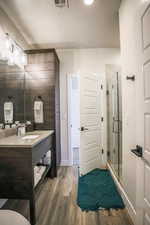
(112, 74), (119, 175)
(107, 70), (122, 179)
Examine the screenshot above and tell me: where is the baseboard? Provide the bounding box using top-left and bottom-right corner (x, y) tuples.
(107, 163), (136, 225)
(60, 160), (72, 166)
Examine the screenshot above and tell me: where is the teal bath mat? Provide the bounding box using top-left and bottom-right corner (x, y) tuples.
(77, 169), (125, 211)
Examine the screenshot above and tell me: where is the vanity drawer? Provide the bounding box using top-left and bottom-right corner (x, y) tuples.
(32, 135), (53, 165)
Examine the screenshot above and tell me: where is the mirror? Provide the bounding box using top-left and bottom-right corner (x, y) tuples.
(0, 60), (25, 128)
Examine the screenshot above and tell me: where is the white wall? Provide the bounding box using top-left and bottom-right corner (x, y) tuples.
(56, 48), (120, 166)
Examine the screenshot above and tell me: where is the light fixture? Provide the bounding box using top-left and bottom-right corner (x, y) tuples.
(84, 0), (94, 5)
(0, 33), (27, 68)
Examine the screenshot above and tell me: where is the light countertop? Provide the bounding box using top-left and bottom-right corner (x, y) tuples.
(0, 130), (54, 148)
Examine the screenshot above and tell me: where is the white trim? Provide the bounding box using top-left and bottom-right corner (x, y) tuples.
(67, 73), (80, 166)
(67, 74), (73, 166)
(60, 160), (72, 166)
(100, 73), (107, 166)
(107, 163), (136, 225)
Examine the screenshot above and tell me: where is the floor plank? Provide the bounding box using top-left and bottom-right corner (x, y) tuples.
(3, 166), (133, 225)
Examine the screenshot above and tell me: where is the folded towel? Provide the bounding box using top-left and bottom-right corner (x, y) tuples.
(34, 165), (46, 187)
(4, 102), (13, 110)
(43, 150), (51, 165)
(34, 101), (42, 110)
(4, 102), (13, 123)
(34, 101), (44, 123)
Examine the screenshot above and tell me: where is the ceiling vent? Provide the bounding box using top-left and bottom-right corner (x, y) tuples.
(55, 0), (69, 7)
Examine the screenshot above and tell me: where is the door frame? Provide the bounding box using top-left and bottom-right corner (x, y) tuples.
(67, 73), (73, 166)
(67, 73), (80, 166)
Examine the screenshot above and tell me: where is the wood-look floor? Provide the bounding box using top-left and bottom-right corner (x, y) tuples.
(3, 167), (133, 225)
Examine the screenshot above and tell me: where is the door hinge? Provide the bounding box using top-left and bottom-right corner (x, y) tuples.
(100, 84), (103, 90)
(106, 90), (109, 95)
(102, 149), (104, 154)
(101, 117), (104, 122)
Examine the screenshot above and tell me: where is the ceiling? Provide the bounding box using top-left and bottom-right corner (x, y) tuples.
(0, 0), (121, 49)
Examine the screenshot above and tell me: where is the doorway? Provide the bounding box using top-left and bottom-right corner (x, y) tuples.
(106, 65), (122, 180)
(68, 74), (80, 166)
(68, 72), (103, 173)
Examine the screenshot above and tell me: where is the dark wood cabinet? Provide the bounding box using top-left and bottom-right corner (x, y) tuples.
(0, 131), (55, 225)
(25, 49), (61, 167)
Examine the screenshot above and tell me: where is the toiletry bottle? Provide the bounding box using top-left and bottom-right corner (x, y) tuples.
(17, 124), (22, 137)
(17, 124), (26, 136)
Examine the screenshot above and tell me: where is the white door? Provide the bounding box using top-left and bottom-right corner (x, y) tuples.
(79, 73), (101, 175)
(136, 2), (150, 225)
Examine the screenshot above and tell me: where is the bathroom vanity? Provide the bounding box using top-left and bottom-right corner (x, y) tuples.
(0, 130), (56, 225)
(0, 48), (61, 168)
(0, 48), (61, 225)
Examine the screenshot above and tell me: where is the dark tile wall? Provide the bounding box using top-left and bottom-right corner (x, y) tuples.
(24, 50), (61, 165)
(25, 53), (56, 130)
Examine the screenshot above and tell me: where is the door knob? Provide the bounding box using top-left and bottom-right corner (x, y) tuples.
(131, 145), (143, 157)
(80, 126), (89, 131)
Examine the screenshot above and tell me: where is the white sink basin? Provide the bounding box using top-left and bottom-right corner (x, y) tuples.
(22, 135), (39, 140)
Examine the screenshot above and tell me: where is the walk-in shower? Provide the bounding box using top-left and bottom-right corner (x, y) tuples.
(106, 65), (122, 180)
